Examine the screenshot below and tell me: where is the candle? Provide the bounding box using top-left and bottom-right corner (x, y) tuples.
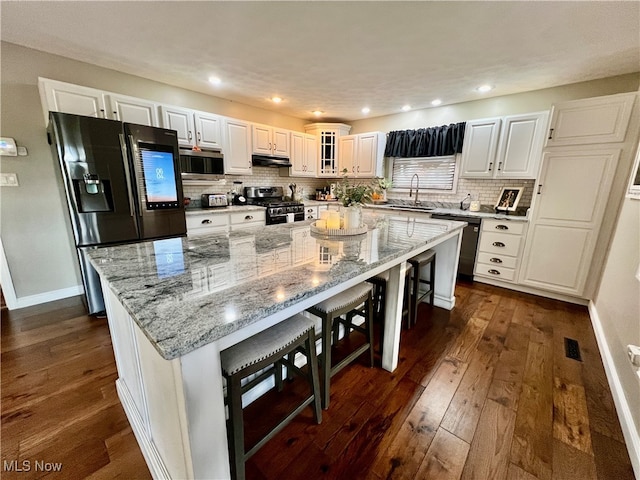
(320, 210), (330, 221)
(316, 219), (327, 229)
(327, 211), (340, 230)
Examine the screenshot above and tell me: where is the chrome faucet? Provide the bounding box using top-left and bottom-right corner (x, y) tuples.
(409, 174), (421, 205)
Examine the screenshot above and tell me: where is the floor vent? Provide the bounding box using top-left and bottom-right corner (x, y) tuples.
(564, 337), (582, 361)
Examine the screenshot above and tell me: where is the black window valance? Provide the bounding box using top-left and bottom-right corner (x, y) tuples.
(384, 122), (466, 158)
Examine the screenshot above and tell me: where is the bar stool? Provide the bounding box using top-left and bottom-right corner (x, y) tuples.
(221, 313), (322, 480)
(367, 264), (413, 355)
(407, 250), (436, 328)
(306, 283), (374, 409)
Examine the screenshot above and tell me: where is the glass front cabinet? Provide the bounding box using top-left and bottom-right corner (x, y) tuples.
(305, 123), (352, 177)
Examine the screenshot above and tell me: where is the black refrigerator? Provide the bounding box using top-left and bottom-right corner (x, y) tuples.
(48, 112), (187, 315)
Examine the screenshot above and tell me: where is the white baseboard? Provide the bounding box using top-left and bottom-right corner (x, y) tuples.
(13, 284), (84, 310)
(473, 276), (589, 306)
(588, 301), (640, 478)
(115, 379), (172, 480)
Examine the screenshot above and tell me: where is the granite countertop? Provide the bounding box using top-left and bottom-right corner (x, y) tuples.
(185, 205), (265, 216)
(365, 201), (530, 222)
(88, 210), (465, 360)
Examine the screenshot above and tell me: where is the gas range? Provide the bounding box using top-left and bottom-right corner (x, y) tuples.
(245, 186), (305, 225)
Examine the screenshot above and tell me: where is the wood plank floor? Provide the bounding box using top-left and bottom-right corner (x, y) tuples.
(1, 281), (634, 479)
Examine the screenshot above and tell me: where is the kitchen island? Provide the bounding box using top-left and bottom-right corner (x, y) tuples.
(88, 210), (465, 479)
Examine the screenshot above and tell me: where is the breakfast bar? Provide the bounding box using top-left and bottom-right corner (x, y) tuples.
(88, 210), (465, 479)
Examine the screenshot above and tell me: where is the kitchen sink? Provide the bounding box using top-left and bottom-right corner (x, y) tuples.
(387, 204), (435, 212)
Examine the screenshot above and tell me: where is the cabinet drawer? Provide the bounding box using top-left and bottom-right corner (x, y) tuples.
(229, 210), (266, 225)
(475, 263), (516, 281)
(186, 213), (229, 235)
(478, 231), (522, 256)
(482, 219), (525, 235)
(476, 252), (518, 269)
(305, 206), (318, 220)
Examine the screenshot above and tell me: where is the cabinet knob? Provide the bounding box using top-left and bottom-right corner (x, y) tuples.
(245, 215), (253, 220)
(495, 224), (509, 230)
(201, 219), (212, 224)
(492, 241), (506, 247)
(489, 257), (502, 263)
(488, 269), (501, 275)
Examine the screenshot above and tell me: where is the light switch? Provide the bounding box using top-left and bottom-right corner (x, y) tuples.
(0, 173), (19, 186)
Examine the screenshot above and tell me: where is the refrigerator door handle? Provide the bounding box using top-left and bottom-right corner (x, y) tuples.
(118, 134), (136, 217)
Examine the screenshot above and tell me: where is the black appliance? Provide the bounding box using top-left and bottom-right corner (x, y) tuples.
(179, 148), (224, 179)
(48, 112), (187, 314)
(431, 213), (481, 278)
(244, 186), (304, 225)
(251, 154), (292, 167)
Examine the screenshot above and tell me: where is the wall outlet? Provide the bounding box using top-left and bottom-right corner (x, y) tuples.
(628, 344), (640, 368)
(0, 173), (19, 187)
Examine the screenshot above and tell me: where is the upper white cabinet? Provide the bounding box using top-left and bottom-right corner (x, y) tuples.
(224, 118), (252, 175)
(252, 124), (290, 157)
(305, 123), (352, 177)
(107, 93), (158, 126)
(290, 132), (317, 177)
(460, 112), (548, 179)
(338, 132), (385, 178)
(160, 105), (195, 146)
(39, 78), (108, 121)
(545, 93), (636, 146)
(160, 106), (223, 150)
(194, 112), (223, 150)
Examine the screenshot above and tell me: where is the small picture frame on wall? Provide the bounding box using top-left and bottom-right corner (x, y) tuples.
(495, 187), (523, 212)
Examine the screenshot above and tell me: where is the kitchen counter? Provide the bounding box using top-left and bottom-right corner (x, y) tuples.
(185, 204), (264, 215)
(87, 210), (466, 479)
(365, 202), (530, 222)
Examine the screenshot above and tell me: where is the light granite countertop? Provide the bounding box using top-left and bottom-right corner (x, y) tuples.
(185, 205), (265, 216)
(87, 210), (465, 360)
(365, 202), (530, 222)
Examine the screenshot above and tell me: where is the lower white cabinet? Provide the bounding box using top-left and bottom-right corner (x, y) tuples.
(474, 219), (527, 283)
(304, 205), (318, 220)
(186, 212), (229, 236)
(229, 210), (266, 231)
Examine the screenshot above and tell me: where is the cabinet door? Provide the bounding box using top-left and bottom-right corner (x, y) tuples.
(495, 112), (548, 179)
(39, 78), (107, 119)
(460, 118), (502, 178)
(194, 112), (223, 150)
(160, 106), (195, 146)
(304, 134), (317, 176)
(339, 135), (357, 175)
(252, 124), (273, 155)
(272, 128), (290, 157)
(356, 132), (382, 177)
(290, 132), (306, 176)
(546, 93), (635, 146)
(108, 94), (158, 126)
(224, 118), (252, 175)
(519, 149), (619, 296)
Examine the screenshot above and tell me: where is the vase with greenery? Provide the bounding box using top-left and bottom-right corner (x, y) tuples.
(334, 169), (373, 229)
(372, 177), (392, 202)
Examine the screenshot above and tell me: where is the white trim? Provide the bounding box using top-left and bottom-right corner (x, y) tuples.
(13, 284), (84, 310)
(588, 301), (640, 479)
(0, 237), (18, 310)
(473, 275), (589, 306)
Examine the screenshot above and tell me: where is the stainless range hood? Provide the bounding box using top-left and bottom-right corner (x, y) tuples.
(251, 154), (292, 167)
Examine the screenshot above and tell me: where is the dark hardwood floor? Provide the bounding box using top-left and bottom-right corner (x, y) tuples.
(1, 281), (634, 479)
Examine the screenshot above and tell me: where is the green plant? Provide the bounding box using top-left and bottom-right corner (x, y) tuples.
(334, 169), (373, 207)
(375, 177), (393, 190)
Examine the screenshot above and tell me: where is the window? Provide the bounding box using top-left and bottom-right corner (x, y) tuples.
(390, 155), (459, 193)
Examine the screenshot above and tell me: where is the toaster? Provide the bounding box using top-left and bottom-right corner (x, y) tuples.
(201, 193), (228, 208)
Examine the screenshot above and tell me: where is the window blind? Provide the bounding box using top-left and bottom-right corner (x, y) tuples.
(391, 156), (457, 191)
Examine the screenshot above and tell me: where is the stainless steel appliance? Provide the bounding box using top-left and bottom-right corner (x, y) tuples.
(201, 193), (228, 208)
(244, 186), (304, 224)
(431, 213), (481, 278)
(48, 112), (187, 314)
(179, 148), (224, 179)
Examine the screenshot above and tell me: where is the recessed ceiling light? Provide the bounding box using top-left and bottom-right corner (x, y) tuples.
(476, 85), (493, 93)
(271, 96), (283, 103)
(208, 76), (221, 85)
(312, 110), (324, 116)
(401, 105), (411, 112)
(361, 107), (371, 114)
(431, 99), (442, 106)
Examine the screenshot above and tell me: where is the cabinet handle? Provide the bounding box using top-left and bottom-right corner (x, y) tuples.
(537, 184), (543, 195)
(273, 144), (277, 151)
(268, 142), (272, 151)
(113, 111), (118, 120)
(188, 131), (193, 141)
(488, 162), (493, 171)
(495, 224), (509, 230)
(201, 219), (212, 224)
(489, 257), (502, 263)
(307, 208), (313, 213)
(497, 162), (502, 171)
(357, 165), (360, 173)
(548, 128), (554, 140)
(197, 131), (201, 142)
(244, 215), (253, 220)
(488, 269), (501, 275)
(100, 109), (106, 118)
(492, 241), (505, 247)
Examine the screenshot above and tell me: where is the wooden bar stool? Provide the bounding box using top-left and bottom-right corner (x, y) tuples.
(221, 313), (322, 480)
(306, 283), (374, 409)
(407, 250), (436, 328)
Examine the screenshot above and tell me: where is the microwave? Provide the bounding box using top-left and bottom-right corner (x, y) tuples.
(179, 148), (224, 179)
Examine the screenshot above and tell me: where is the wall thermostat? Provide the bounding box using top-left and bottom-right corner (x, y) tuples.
(0, 137), (18, 156)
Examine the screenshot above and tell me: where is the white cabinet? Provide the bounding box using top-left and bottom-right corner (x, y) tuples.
(290, 132), (317, 177)
(252, 124), (290, 157)
(546, 93), (635, 146)
(305, 123), (352, 177)
(39, 78), (108, 120)
(474, 219), (527, 283)
(185, 212), (229, 236)
(161, 106), (223, 150)
(229, 210), (266, 231)
(460, 112), (548, 179)
(519, 149), (620, 296)
(224, 118), (252, 175)
(303, 205), (318, 221)
(107, 93), (158, 126)
(338, 132), (385, 178)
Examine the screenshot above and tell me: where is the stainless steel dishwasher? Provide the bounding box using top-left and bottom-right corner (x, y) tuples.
(431, 214), (481, 278)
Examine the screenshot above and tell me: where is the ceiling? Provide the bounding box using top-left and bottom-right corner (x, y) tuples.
(2, 1), (639, 122)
